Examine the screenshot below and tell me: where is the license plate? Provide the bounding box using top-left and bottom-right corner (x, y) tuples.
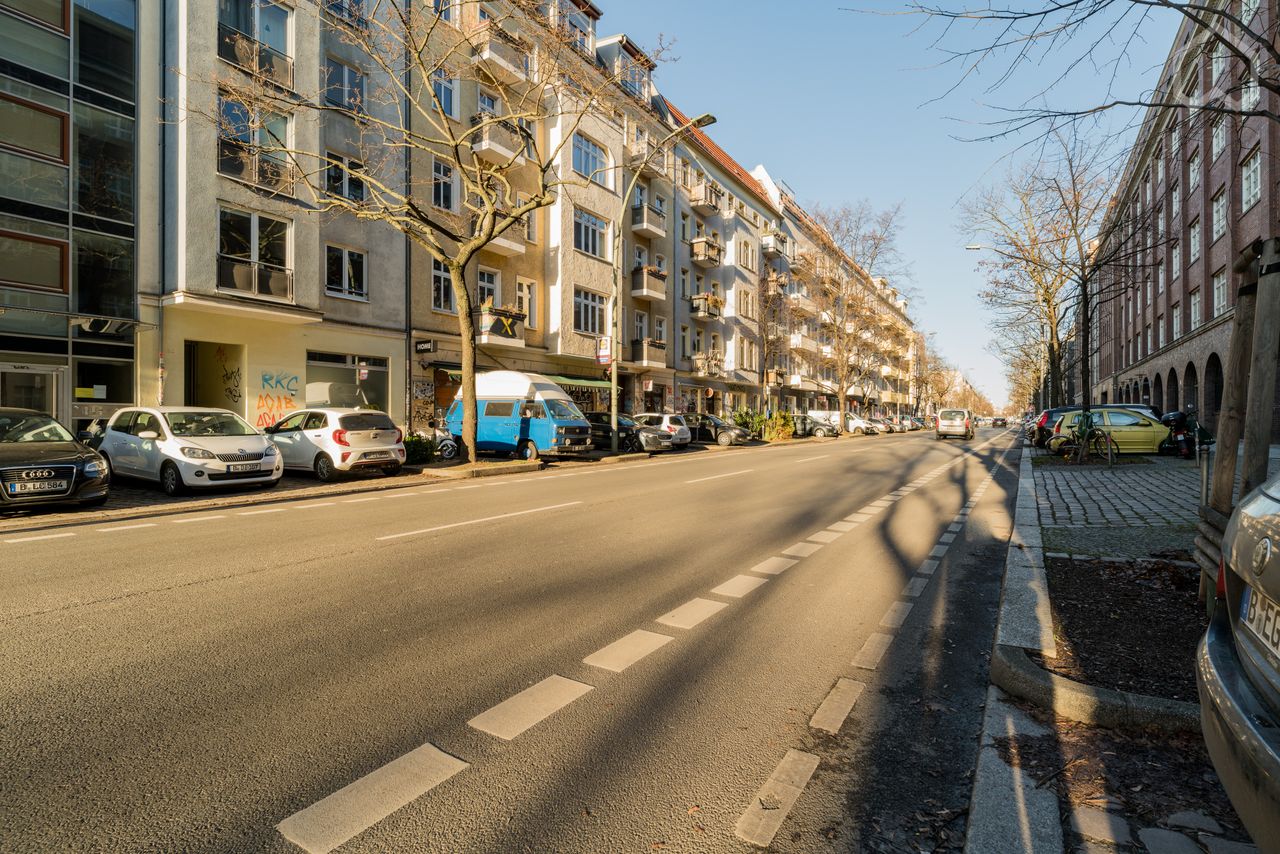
(362, 451), (391, 460)
(227, 463), (259, 473)
(1241, 584), (1280, 658)
(7, 480), (67, 494)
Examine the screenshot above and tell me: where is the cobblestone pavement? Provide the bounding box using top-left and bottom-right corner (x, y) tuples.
(1033, 453), (1202, 528)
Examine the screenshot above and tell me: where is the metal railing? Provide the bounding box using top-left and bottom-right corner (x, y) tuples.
(217, 23), (294, 89)
(217, 256), (294, 302)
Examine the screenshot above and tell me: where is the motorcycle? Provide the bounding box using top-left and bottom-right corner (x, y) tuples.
(1159, 409), (1193, 458)
(414, 421), (459, 461)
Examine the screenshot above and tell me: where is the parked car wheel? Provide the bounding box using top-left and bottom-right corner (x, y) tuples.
(624, 435), (643, 454)
(314, 453), (339, 482)
(716, 432), (733, 446)
(381, 463), (403, 476)
(853, 427), (864, 435)
(518, 440), (539, 461)
(160, 461), (185, 497)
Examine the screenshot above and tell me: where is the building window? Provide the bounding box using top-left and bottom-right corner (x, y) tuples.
(634, 308), (648, 340)
(1213, 268), (1227, 317)
(1156, 206), (1165, 239)
(1190, 288), (1202, 330)
(1155, 146), (1164, 185)
(478, 268), (499, 305)
(1157, 314), (1165, 349)
(1242, 149), (1261, 211)
(1189, 219), (1200, 261)
(325, 246), (366, 299)
(1189, 150), (1200, 190)
(432, 158), (455, 210)
(1211, 40), (1226, 84)
(1157, 262), (1164, 294)
(573, 207), (607, 258)
(478, 89), (499, 116)
(306, 351), (388, 413)
(680, 324), (689, 357)
(1171, 240), (1180, 279)
(1171, 181), (1180, 216)
(572, 133), (608, 187)
(1212, 189), (1226, 240)
(432, 259), (453, 312)
(325, 153), (364, 201)
(1173, 302), (1182, 339)
(573, 287), (605, 335)
(432, 0), (452, 21)
(75, 102), (135, 222)
(218, 208), (290, 299)
(1242, 76), (1260, 111)
(655, 316), (666, 342)
(0, 93), (67, 163)
(325, 58), (364, 112)
(0, 229), (67, 293)
(431, 68), (455, 118)
(1242, 0), (1259, 22)
(1171, 119), (1181, 154)
(516, 278), (537, 328)
(1211, 116), (1225, 160)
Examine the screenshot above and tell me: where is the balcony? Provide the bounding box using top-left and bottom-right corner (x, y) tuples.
(473, 306), (527, 348)
(627, 139), (665, 178)
(468, 21), (529, 85)
(217, 140), (295, 194)
(692, 351), (724, 378)
(217, 256), (294, 302)
(690, 236), (722, 268)
(630, 204), (667, 240)
(474, 215), (527, 257)
(217, 24), (294, 89)
(820, 343), (834, 359)
(765, 368), (785, 385)
(786, 288), (818, 315)
(789, 331), (818, 353)
(790, 251), (814, 277)
(787, 373), (817, 391)
(630, 338), (666, 368)
(761, 232), (788, 258)
(689, 292), (724, 320)
(631, 265), (667, 301)
(764, 271), (786, 296)
(690, 181), (724, 214)
(470, 115), (525, 164)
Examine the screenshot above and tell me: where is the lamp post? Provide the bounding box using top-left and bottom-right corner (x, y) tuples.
(609, 111), (715, 453)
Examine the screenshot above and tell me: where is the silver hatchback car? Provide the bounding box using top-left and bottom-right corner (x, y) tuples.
(266, 408), (405, 481)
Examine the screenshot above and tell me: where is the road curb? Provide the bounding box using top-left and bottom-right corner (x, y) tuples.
(989, 643), (1200, 734)
(418, 461), (545, 479)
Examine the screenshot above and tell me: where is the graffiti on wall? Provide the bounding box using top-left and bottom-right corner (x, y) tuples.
(215, 346), (242, 404)
(255, 369), (300, 427)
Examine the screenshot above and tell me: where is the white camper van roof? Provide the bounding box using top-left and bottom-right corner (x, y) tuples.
(462, 371), (574, 400)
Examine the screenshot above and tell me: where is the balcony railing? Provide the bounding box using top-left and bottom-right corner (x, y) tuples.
(631, 265), (667, 301)
(689, 292), (724, 320)
(217, 256), (294, 302)
(217, 24), (294, 89)
(630, 204), (667, 239)
(217, 140), (295, 193)
(467, 21), (529, 84)
(690, 236), (722, 268)
(764, 271), (786, 295)
(790, 251), (815, 277)
(762, 232), (788, 258)
(692, 351), (724, 378)
(470, 114), (526, 164)
(690, 181), (723, 214)
(325, 0), (368, 29)
(627, 139), (665, 177)
(789, 331), (818, 353)
(786, 288), (818, 315)
(630, 337), (666, 366)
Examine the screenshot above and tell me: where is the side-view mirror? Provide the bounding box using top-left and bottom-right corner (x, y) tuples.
(137, 430), (159, 441)
(263, 425), (276, 434)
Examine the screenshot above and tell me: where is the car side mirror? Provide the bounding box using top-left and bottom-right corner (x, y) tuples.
(137, 430), (159, 440)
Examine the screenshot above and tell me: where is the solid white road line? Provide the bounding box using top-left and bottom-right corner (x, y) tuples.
(97, 523), (157, 532)
(171, 514), (227, 524)
(826, 521), (857, 533)
(903, 577), (929, 598)
(684, 469), (753, 484)
(468, 675), (593, 741)
(711, 574), (769, 598)
(749, 556), (799, 576)
(810, 678), (866, 734)
(376, 502), (582, 541)
(4, 532), (75, 544)
(276, 742), (468, 854)
(880, 601), (914, 629)
(656, 597), (729, 630)
(734, 749), (821, 847)
(583, 629), (673, 672)
(239, 508), (285, 516)
(852, 633), (894, 670)
(781, 542), (822, 558)
(806, 530), (841, 544)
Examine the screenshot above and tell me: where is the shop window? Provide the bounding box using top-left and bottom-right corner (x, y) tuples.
(74, 0), (136, 102)
(73, 358), (132, 403)
(305, 351), (388, 412)
(0, 229), (67, 292)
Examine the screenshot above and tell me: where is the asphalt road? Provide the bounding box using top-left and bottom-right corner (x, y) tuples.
(0, 428), (1020, 853)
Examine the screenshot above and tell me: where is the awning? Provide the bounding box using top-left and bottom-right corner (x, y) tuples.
(438, 370), (611, 389)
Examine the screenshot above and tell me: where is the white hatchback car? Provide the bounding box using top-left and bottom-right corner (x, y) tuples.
(97, 407), (283, 496)
(265, 408), (405, 481)
(634, 413), (691, 447)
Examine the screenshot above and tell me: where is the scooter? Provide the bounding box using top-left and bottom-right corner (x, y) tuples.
(1159, 410), (1193, 458)
(413, 421), (459, 461)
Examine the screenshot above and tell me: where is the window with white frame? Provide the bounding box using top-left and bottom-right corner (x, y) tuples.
(1211, 41), (1227, 83)
(694, 328), (704, 354)
(432, 259), (453, 312)
(325, 246), (365, 299)
(1243, 0), (1259, 22)
(1213, 268), (1227, 316)
(478, 89), (499, 116)
(432, 158), (455, 210)
(1171, 118), (1181, 153)
(573, 207), (607, 258)
(325, 58), (364, 112)
(1157, 262), (1164, 294)
(515, 278), (537, 327)
(1173, 302), (1182, 338)
(1212, 189), (1226, 240)
(1156, 206), (1165, 239)
(573, 287), (605, 335)
(1189, 219), (1201, 261)
(1171, 240), (1181, 279)
(1191, 288), (1202, 329)
(572, 133), (608, 187)
(325, 153), (364, 201)
(1243, 76), (1260, 110)
(678, 268), (688, 299)
(1157, 314), (1165, 349)
(680, 324), (689, 357)
(1189, 150), (1201, 190)
(1155, 147), (1164, 184)
(654, 253), (666, 272)
(634, 309), (648, 340)
(1145, 324), (1151, 355)
(654, 316), (666, 342)
(1171, 181), (1180, 215)
(1242, 149), (1262, 210)
(432, 0), (452, 21)
(1211, 117), (1226, 160)
(478, 269), (499, 305)
(431, 69), (456, 118)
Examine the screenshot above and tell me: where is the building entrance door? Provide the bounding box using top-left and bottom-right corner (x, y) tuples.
(0, 366), (64, 420)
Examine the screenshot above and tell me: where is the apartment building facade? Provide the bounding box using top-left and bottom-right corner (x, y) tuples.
(1091, 3), (1280, 438)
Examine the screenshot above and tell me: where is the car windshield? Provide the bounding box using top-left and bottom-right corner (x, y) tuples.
(339, 413), (396, 430)
(616, 414), (636, 427)
(940, 410), (965, 420)
(165, 411), (257, 436)
(0, 414), (74, 443)
(546, 399), (585, 420)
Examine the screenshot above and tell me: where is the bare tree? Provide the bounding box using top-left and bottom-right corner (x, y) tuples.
(202, 0), (655, 462)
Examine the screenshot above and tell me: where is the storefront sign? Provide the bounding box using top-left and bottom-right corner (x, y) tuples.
(414, 340), (436, 354)
(596, 337), (612, 365)
(642, 378), (653, 392)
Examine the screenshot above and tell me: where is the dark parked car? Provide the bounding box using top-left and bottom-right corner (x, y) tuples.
(992, 416), (1008, 428)
(1198, 470), (1280, 845)
(790, 413), (815, 438)
(686, 413), (749, 446)
(0, 408), (109, 510)
(584, 412), (672, 453)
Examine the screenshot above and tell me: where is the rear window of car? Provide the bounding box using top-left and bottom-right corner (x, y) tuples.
(670, 416), (686, 427)
(940, 410), (966, 420)
(339, 413), (396, 430)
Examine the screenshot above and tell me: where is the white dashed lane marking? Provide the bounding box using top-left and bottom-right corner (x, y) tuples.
(583, 630), (673, 672)
(880, 601), (914, 628)
(468, 675), (593, 741)
(929, 544), (949, 558)
(781, 542), (822, 558)
(656, 597), (728, 629)
(852, 632), (894, 670)
(4, 532), (75, 544)
(685, 469), (753, 484)
(376, 502), (582, 541)
(735, 749), (821, 847)
(806, 530), (841, 544)
(918, 559), (940, 576)
(239, 508), (286, 516)
(810, 678), (866, 734)
(826, 521), (857, 533)
(711, 574), (769, 598)
(98, 523), (156, 532)
(749, 556), (798, 576)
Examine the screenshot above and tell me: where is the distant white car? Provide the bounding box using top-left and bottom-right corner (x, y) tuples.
(634, 413), (691, 447)
(266, 408), (405, 481)
(844, 414), (879, 435)
(97, 406), (283, 496)
(936, 408), (974, 440)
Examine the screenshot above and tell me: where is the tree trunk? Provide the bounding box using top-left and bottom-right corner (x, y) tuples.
(1047, 336), (1063, 408)
(452, 265), (478, 465)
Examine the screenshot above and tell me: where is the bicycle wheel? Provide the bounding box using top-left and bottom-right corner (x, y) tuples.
(1089, 430), (1116, 466)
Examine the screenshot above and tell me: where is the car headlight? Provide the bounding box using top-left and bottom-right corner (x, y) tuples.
(84, 459), (106, 477)
(262, 445), (277, 457)
(180, 446), (216, 459)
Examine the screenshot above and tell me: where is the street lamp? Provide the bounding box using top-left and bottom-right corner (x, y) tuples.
(609, 111), (715, 453)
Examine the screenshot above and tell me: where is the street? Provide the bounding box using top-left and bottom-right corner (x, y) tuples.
(1, 429), (1018, 853)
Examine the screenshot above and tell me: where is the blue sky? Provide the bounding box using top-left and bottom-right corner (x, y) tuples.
(601, 0), (1181, 408)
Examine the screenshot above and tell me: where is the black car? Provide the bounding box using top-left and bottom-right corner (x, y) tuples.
(992, 416), (1008, 428)
(0, 408), (109, 509)
(583, 412), (672, 453)
(686, 413), (748, 446)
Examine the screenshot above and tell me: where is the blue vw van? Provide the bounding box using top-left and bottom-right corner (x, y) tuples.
(444, 371), (593, 460)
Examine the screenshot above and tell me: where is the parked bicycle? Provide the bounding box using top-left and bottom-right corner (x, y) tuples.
(1047, 410), (1117, 465)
